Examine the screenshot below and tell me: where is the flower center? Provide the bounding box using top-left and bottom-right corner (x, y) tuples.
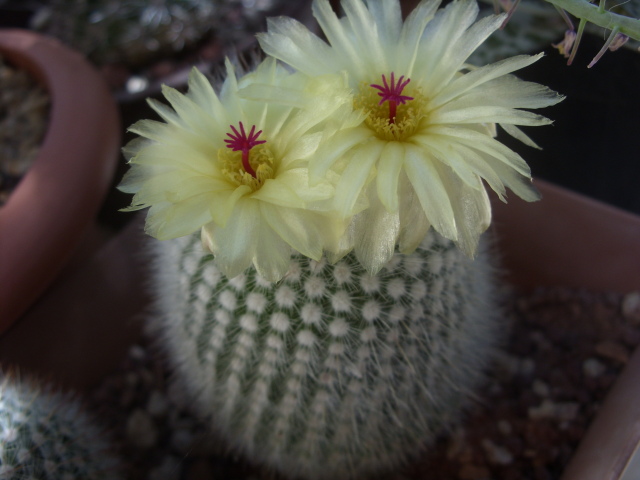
(354, 72), (427, 141)
(220, 122), (274, 190)
(370, 73), (414, 124)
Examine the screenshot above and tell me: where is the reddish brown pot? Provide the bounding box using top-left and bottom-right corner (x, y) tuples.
(0, 29), (120, 332)
(491, 179), (640, 294)
(492, 179), (640, 480)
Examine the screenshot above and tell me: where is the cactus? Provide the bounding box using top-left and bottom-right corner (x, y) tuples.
(30, 0), (292, 67)
(149, 229), (503, 479)
(30, 0), (219, 66)
(0, 372), (120, 480)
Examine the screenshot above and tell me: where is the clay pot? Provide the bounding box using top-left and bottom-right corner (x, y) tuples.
(492, 179), (640, 480)
(0, 30), (145, 389)
(492, 178), (640, 294)
(0, 29), (120, 331)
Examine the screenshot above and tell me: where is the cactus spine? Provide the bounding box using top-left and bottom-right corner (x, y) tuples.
(0, 372), (120, 480)
(150, 230), (502, 479)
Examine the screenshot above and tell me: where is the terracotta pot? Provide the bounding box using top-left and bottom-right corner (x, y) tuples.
(0, 215), (148, 390)
(492, 179), (640, 480)
(0, 29), (120, 331)
(491, 179), (640, 294)
(0, 30), (145, 390)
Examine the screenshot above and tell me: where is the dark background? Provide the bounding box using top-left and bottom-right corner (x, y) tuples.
(499, 34), (640, 216)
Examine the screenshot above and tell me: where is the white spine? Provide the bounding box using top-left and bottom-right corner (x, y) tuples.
(150, 230), (503, 480)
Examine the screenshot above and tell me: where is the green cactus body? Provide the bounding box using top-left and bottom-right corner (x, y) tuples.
(151, 230), (502, 479)
(0, 374), (120, 480)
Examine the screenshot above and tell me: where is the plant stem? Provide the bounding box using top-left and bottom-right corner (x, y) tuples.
(544, 0), (640, 40)
(568, 17), (588, 65)
(588, 26), (620, 67)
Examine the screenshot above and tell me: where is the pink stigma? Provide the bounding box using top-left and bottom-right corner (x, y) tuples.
(370, 73), (414, 124)
(224, 122), (266, 178)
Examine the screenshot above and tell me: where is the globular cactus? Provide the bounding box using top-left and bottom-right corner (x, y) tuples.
(150, 230), (503, 479)
(30, 0), (291, 67)
(31, 0), (218, 66)
(0, 372), (120, 480)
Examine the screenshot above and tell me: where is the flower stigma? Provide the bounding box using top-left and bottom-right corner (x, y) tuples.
(370, 73), (414, 124)
(354, 73), (427, 142)
(224, 122), (267, 178)
(221, 122), (274, 190)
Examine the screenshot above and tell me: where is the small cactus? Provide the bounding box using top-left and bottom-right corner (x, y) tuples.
(0, 372), (120, 480)
(150, 230), (503, 479)
(31, 0), (219, 66)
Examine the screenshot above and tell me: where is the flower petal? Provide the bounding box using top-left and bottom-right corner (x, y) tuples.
(252, 223), (295, 282)
(258, 17), (335, 76)
(201, 198), (260, 278)
(425, 13), (505, 91)
(365, 0), (402, 44)
(278, 132), (323, 168)
(260, 203), (326, 261)
(127, 142), (218, 176)
(433, 105), (553, 126)
(341, 0), (388, 72)
(274, 167), (334, 203)
(310, 127), (372, 183)
(145, 192), (214, 240)
(209, 185), (252, 227)
(441, 140), (508, 200)
(239, 82), (310, 110)
(399, 0), (441, 74)
(333, 140), (383, 217)
(376, 141), (405, 212)
(128, 118), (215, 155)
(160, 85), (219, 139)
(499, 123), (542, 149)
(440, 170), (491, 257)
(251, 177), (303, 209)
(218, 59), (243, 118)
(444, 74), (564, 110)
(185, 68), (228, 125)
(418, 0), (479, 89)
(312, 0), (368, 77)
(397, 173), (431, 254)
(124, 169), (224, 207)
(431, 53), (544, 108)
(404, 144), (458, 241)
(430, 125), (533, 176)
(352, 184), (400, 274)
(475, 151), (541, 202)
(411, 134), (481, 190)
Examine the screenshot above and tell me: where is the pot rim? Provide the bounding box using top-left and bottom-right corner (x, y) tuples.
(491, 178), (640, 294)
(0, 29), (121, 332)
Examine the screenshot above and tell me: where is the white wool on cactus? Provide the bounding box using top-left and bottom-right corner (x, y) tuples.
(148, 230), (503, 479)
(0, 372), (120, 480)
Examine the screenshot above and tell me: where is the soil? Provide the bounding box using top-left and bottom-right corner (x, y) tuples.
(0, 55), (49, 206)
(88, 287), (640, 480)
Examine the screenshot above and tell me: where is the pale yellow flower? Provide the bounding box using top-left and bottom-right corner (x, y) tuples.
(258, 0), (563, 273)
(119, 58), (353, 281)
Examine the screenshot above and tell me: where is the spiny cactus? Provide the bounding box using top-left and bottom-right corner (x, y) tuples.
(31, 0), (219, 66)
(149, 230), (503, 479)
(0, 372), (120, 480)
(30, 0), (291, 67)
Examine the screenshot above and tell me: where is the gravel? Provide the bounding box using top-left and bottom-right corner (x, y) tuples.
(88, 287), (640, 480)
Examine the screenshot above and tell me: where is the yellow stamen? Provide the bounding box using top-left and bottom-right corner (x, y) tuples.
(218, 144), (275, 191)
(354, 81), (429, 142)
